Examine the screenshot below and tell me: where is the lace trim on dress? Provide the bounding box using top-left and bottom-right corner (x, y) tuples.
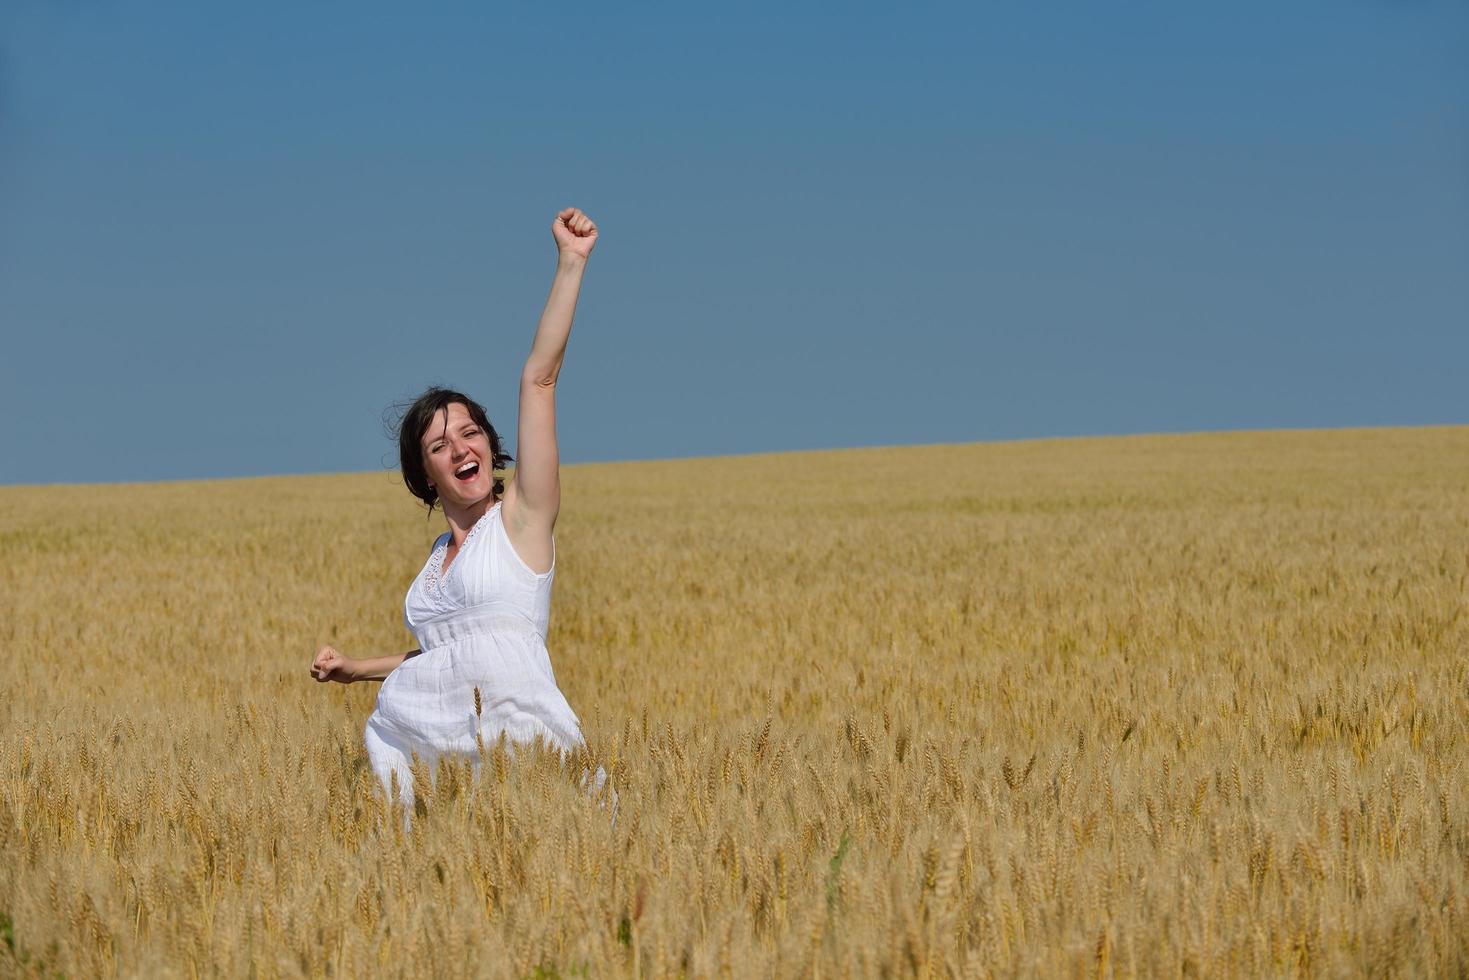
(426, 502), (501, 602)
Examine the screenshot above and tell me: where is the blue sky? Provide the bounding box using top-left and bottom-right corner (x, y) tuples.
(2, 1), (1465, 484)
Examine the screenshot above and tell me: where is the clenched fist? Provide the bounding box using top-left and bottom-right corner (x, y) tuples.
(310, 645), (356, 684)
(552, 207), (598, 260)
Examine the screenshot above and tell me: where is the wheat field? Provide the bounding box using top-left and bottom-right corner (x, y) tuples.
(2, 426), (1467, 978)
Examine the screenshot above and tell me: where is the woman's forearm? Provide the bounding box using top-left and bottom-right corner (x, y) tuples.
(523, 254), (586, 386)
(351, 649), (420, 682)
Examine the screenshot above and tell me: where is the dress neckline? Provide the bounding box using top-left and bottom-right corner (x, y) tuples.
(429, 500), (501, 594)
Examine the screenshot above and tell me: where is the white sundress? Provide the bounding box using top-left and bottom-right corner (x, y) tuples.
(364, 500), (598, 807)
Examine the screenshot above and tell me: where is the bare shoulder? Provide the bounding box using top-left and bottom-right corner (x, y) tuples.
(498, 486), (555, 575)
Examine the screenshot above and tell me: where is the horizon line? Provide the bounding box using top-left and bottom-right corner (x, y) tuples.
(4, 421), (1466, 491)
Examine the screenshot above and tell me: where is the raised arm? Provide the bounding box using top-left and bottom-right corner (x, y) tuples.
(507, 207), (598, 535)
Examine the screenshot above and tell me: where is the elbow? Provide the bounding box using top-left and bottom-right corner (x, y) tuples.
(521, 364), (560, 390)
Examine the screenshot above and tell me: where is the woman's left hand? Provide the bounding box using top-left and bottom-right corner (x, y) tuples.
(552, 207), (598, 260)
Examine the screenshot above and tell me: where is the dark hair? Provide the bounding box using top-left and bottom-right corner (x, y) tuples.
(393, 387), (513, 513)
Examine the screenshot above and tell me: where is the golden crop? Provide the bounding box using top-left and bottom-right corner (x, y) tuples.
(2, 426), (1467, 977)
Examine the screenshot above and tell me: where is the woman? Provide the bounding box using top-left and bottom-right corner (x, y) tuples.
(310, 207), (605, 811)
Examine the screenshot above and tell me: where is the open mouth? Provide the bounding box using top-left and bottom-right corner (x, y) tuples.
(455, 461), (480, 482)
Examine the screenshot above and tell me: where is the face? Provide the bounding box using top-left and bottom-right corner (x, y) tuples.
(420, 402), (494, 508)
